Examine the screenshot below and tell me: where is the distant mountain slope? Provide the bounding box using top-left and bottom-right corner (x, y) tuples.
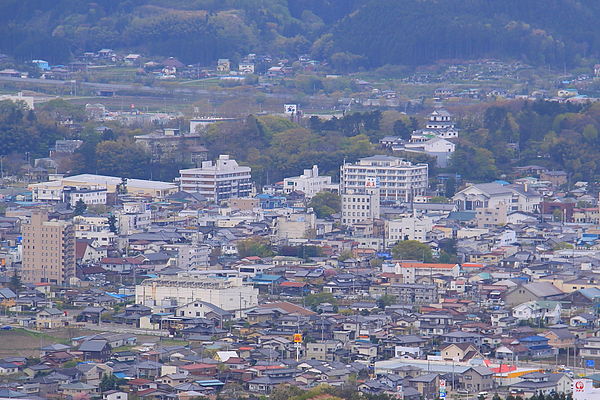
(0, 0), (599, 69)
(329, 0), (600, 68)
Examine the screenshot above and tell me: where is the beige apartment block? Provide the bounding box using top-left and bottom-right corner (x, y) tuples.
(21, 211), (75, 285)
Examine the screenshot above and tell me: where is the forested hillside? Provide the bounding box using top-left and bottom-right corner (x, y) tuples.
(2, 0), (600, 69)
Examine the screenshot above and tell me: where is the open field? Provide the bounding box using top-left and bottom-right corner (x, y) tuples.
(0, 327), (90, 358)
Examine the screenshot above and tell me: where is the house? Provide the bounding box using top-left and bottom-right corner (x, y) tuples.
(542, 329), (576, 349)
(440, 343), (483, 362)
(104, 391), (128, 400)
(453, 182), (540, 213)
(460, 367), (495, 393)
(0, 363), (18, 376)
(503, 282), (564, 306)
(36, 308), (69, 329)
(79, 339), (111, 361)
(508, 372), (572, 396)
(441, 331), (483, 346)
(570, 313), (596, 328)
(408, 373), (439, 400)
(512, 301), (562, 324)
(518, 336), (557, 358)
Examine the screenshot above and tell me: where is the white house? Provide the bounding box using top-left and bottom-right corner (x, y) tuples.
(512, 301), (562, 324)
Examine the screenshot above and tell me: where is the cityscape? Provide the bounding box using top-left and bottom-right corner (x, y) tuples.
(1, 2), (600, 400)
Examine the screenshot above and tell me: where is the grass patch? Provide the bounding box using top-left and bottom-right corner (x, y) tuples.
(11, 328), (71, 345)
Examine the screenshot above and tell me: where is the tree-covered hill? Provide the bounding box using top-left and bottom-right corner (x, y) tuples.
(2, 0), (600, 69)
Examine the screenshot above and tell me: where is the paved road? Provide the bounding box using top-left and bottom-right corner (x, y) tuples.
(0, 75), (293, 100)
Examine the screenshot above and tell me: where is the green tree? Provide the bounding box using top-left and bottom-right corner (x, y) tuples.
(95, 140), (151, 179)
(8, 270), (22, 293)
(376, 294), (396, 309)
(308, 191), (340, 219)
(73, 199), (87, 216)
(391, 240), (433, 261)
(108, 214), (118, 233)
(107, 215), (118, 233)
(304, 292), (336, 310)
(99, 374), (125, 392)
(553, 241), (573, 250)
(393, 119), (411, 140)
(429, 196), (449, 203)
(338, 250), (353, 261)
(237, 236), (274, 258)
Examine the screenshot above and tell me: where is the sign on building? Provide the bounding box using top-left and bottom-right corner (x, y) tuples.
(439, 379), (447, 398)
(284, 104), (297, 114)
(573, 379), (600, 400)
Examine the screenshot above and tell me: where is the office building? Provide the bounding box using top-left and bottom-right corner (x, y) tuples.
(177, 155), (252, 202)
(340, 155), (428, 202)
(21, 211), (75, 285)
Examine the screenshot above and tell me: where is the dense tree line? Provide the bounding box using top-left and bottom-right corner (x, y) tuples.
(203, 112), (385, 186)
(449, 100), (600, 182)
(0, 100), (66, 159)
(2, 0), (600, 69)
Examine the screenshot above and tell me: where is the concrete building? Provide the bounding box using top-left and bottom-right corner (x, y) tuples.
(397, 138), (455, 168)
(116, 203), (152, 235)
(453, 182), (541, 213)
(341, 185), (381, 226)
(177, 155), (252, 202)
(283, 165), (332, 199)
(135, 271), (258, 312)
(274, 213), (317, 240)
(21, 211), (76, 285)
(30, 174), (177, 200)
(387, 214), (433, 244)
(476, 203), (508, 228)
(340, 156), (428, 203)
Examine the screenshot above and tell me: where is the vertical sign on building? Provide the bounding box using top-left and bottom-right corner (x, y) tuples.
(439, 379), (447, 398)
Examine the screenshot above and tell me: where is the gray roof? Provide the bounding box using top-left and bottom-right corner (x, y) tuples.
(523, 282), (563, 297)
(79, 339), (109, 352)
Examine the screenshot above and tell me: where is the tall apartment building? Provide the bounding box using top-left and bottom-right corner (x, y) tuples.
(283, 165), (332, 199)
(178, 155), (252, 202)
(340, 156), (428, 203)
(21, 211), (75, 285)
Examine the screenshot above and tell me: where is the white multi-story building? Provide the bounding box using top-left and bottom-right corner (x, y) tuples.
(178, 155), (252, 202)
(341, 186), (381, 226)
(387, 214), (433, 244)
(340, 156), (428, 203)
(135, 270), (258, 312)
(116, 203), (152, 235)
(283, 165), (332, 199)
(31, 183), (107, 206)
(73, 215), (116, 246)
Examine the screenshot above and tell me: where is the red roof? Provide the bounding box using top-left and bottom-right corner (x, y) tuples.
(462, 263), (484, 268)
(398, 262), (458, 269)
(75, 241), (88, 259)
(181, 363), (216, 370)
